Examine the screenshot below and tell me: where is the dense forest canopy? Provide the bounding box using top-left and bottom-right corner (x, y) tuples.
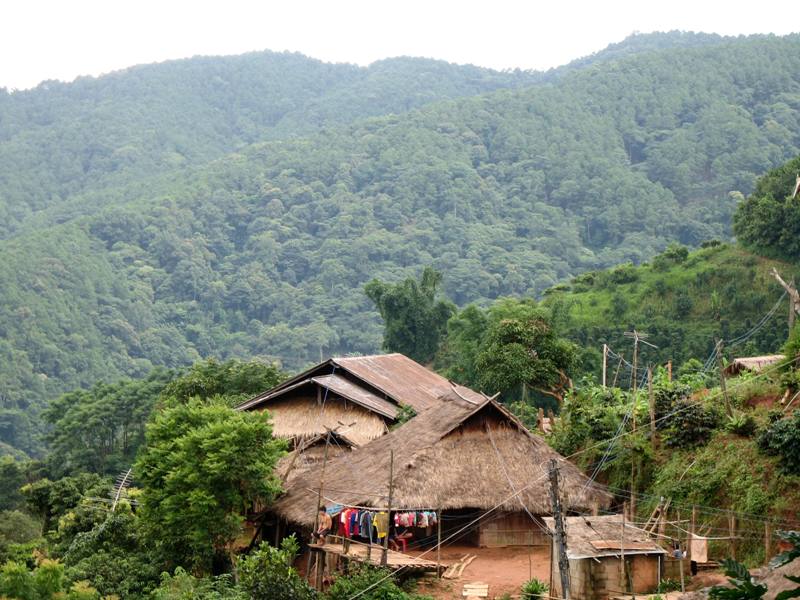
(3, 32), (800, 458)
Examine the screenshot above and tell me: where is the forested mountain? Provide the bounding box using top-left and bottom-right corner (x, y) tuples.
(0, 52), (540, 237)
(3, 33), (800, 457)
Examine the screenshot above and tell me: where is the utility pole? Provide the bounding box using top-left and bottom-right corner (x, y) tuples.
(648, 367), (657, 449)
(602, 344), (608, 388)
(624, 330), (656, 393)
(715, 339), (733, 417)
(548, 459), (570, 600)
(381, 450), (394, 567)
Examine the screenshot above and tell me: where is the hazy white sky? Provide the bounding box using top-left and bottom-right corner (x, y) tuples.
(1, 0), (796, 90)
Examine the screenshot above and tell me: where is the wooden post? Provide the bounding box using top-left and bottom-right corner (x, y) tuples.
(381, 450), (394, 567)
(307, 434), (331, 581)
(538, 407), (546, 433)
(667, 360), (672, 382)
(648, 367), (657, 449)
(591, 501), (599, 517)
(729, 512), (737, 561)
(437, 508), (442, 578)
(314, 548), (324, 590)
(765, 521), (772, 563)
(677, 509), (685, 593)
(621, 502), (627, 593)
(549, 459), (570, 600)
(716, 339), (733, 417)
(689, 506), (697, 562)
(603, 344), (608, 388)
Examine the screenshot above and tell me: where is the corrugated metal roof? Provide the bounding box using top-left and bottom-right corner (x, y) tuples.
(238, 353), (485, 416)
(332, 353), (485, 413)
(311, 374), (398, 419)
(543, 515), (666, 559)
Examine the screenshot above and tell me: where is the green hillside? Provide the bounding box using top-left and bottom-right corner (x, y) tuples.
(543, 243), (800, 378)
(3, 33), (800, 457)
(0, 52), (540, 237)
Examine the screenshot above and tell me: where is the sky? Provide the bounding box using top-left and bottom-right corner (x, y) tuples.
(1, 0), (797, 90)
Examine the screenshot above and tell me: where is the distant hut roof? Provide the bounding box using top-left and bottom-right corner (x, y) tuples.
(276, 431), (357, 486)
(238, 353), (482, 415)
(724, 354), (785, 377)
(542, 515), (666, 559)
(272, 394), (612, 527)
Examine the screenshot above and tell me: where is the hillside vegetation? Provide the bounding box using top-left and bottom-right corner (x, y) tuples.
(3, 33), (800, 457)
(544, 243), (800, 376)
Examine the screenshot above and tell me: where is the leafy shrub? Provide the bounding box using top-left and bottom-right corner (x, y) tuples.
(608, 263), (639, 285)
(758, 410), (800, 474)
(238, 536), (315, 600)
(709, 559), (767, 600)
(657, 579), (682, 593)
(663, 399), (721, 448)
(726, 411), (757, 437)
(151, 568), (245, 600)
(324, 564), (409, 600)
(0, 559), (101, 600)
(522, 577), (549, 599)
(674, 292), (694, 317)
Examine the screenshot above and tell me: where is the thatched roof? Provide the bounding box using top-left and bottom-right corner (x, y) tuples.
(277, 431), (356, 486)
(238, 353), (483, 415)
(272, 394), (612, 526)
(265, 396), (388, 446)
(542, 515), (666, 559)
(724, 355), (785, 376)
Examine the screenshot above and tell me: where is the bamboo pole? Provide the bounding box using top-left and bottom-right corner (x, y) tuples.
(381, 450), (394, 567)
(678, 509), (685, 593)
(729, 512), (737, 561)
(437, 508), (442, 578)
(621, 502), (627, 593)
(648, 367), (657, 449)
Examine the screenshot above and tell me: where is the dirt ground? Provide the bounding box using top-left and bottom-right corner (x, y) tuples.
(410, 544), (552, 599)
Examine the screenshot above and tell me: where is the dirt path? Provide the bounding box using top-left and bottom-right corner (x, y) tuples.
(412, 544), (551, 599)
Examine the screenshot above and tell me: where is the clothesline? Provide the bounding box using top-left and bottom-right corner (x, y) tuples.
(310, 490), (441, 513)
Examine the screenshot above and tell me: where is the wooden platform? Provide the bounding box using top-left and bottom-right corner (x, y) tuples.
(311, 540), (442, 571)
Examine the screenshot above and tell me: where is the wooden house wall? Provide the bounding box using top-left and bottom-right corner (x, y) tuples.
(477, 511), (551, 547)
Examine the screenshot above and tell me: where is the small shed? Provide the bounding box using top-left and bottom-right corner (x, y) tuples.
(543, 515), (666, 600)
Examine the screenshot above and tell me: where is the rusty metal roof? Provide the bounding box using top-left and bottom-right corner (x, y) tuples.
(238, 353), (485, 416)
(311, 374), (398, 419)
(543, 515), (666, 559)
(332, 353), (485, 413)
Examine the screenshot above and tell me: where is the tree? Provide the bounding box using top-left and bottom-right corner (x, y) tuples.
(476, 299), (577, 405)
(0, 457), (26, 511)
(365, 267), (455, 363)
(43, 368), (174, 476)
(159, 358), (285, 408)
(135, 400), (285, 573)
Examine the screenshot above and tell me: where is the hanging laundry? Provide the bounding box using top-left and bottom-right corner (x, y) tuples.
(374, 511), (389, 539)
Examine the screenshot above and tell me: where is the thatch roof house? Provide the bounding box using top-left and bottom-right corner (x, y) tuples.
(272, 391), (612, 547)
(724, 354), (786, 377)
(237, 354), (483, 447)
(543, 515), (666, 600)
